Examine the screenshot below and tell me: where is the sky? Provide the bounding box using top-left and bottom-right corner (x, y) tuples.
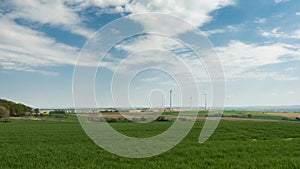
(0, 0), (299, 108)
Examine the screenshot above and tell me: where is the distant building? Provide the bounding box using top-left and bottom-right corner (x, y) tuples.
(129, 109), (142, 113)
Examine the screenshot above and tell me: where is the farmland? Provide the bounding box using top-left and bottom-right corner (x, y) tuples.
(1, 113), (300, 168)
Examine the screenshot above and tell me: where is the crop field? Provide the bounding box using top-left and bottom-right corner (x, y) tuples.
(1, 114), (300, 168)
(163, 110), (299, 121)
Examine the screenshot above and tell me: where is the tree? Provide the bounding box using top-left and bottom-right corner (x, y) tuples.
(0, 98), (33, 117)
(0, 106), (9, 121)
(34, 108), (40, 117)
(49, 110), (66, 114)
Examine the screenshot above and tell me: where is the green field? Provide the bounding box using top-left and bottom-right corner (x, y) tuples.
(164, 110), (297, 121)
(1, 115), (300, 168)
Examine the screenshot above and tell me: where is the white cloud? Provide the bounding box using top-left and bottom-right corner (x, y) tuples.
(216, 40), (300, 80)
(115, 35), (182, 54)
(0, 0), (100, 74)
(242, 71), (298, 81)
(109, 33), (300, 82)
(0, 17), (80, 73)
(4, 0), (94, 38)
(140, 77), (161, 82)
(271, 92), (277, 96)
(105, 34), (211, 85)
(203, 29), (225, 36)
(284, 67), (295, 71)
(254, 17), (266, 24)
(274, 0), (290, 3)
(0, 0), (237, 74)
(0, 2), (94, 72)
(79, 0), (236, 34)
(125, 0), (236, 34)
(0, 61), (59, 76)
(6, 0), (296, 82)
(73, 0), (236, 29)
(297, 12), (300, 16)
(260, 27), (300, 39)
(203, 25), (239, 36)
(288, 91), (295, 95)
(68, 0), (127, 9)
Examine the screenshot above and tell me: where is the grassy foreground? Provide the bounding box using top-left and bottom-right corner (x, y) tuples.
(1, 115), (300, 168)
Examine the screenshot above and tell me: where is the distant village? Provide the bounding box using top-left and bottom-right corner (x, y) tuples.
(39, 107), (183, 115)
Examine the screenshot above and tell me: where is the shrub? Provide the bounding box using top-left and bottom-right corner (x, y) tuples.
(99, 109), (119, 113)
(0, 106), (9, 119)
(105, 117), (119, 123)
(140, 116), (147, 122)
(118, 117), (130, 123)
(49, 110), (66, 115)
(131, 117), (139, 122)
(156, 116), (171, 122)
(87, 116), (171, 123)
(0, 106), (9, 122)
(24, 112), (31, 116)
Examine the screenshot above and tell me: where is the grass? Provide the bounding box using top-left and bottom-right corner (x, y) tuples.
(220, 110), (284, 120)
(1, 115), (300, 168)
(164, 110), (294, 121)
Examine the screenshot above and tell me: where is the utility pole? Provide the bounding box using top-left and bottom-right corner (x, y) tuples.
(169, 89), (172, 111)
(204, 93), (207, 111)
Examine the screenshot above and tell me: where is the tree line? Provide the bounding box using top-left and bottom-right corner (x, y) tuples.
(0, 98), (33, 117)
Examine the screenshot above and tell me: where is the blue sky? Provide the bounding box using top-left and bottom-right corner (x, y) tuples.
(0, 0), (299, 108)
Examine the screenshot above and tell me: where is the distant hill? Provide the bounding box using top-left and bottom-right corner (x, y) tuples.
(225, 105), (300, 112)
(0, 98), (32, 116)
